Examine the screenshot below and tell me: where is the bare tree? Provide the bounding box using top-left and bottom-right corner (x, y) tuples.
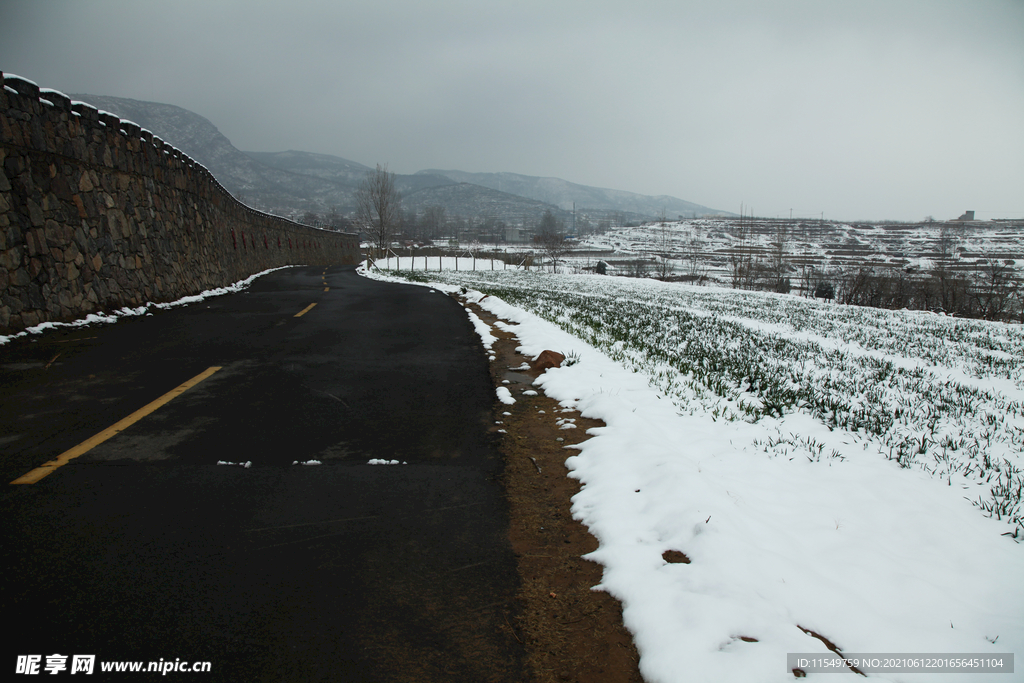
(326, 205), (342, 230)
(357, 163), (402, 259)
(421, 206), (446, 240)
(730, 222), (754, 289)
(971, 259), (1018, 320)
(537, 210), (569, 272)
(683, 230), (707, 281)
(576, 215), (592, 236)
(627, 256), (650, 278)
(402, 209), (419, 239)
(654, 220), (674, 279)
(934, 223), (965, 313)
(769, 223), (790, 293)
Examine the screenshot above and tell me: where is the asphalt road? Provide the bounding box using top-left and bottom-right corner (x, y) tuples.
(0, 265), (523, 681)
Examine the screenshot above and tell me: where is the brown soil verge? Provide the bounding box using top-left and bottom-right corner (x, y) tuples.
(459, 294), (644, 683)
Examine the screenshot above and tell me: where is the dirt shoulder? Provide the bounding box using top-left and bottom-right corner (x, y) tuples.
(459, 294), (644, 683)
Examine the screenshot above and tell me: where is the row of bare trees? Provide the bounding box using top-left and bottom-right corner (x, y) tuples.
(299, 206), (353, 231)
(729, 223), (793, 293)
(402, 210), (515, 243)
(820, 261), (1021, 321)
(724, 221), (1022, 322)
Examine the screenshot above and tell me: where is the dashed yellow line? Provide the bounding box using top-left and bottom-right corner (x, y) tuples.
(295, 303), (317, 317)
(324, 287), (329, 292)
(10, 366), (223, 485)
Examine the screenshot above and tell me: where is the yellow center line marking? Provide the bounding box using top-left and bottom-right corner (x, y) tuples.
(10, 366), (223, 485)
(324, 287), (329, 292)
(295, 303), (317, 317)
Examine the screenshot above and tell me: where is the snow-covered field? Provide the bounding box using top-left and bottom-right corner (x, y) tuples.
(575, 218), (1024, 269)
(404, 217), (1024, 289)
(366, 265), (1023, 683)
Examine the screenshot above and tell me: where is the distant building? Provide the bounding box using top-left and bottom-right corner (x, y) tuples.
(956, 210), (975, 221)
(505, 227), (528, 243)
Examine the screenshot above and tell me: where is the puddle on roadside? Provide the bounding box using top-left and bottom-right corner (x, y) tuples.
(502, 370), (535, 385)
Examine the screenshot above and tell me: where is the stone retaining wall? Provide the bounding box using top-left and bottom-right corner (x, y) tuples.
(0, 72), (360, 334)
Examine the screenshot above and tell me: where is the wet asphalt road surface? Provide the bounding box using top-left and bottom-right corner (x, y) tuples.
(0, 266), (523, 681)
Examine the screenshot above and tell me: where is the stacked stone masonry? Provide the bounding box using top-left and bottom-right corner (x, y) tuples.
(0, 72), (360, 334)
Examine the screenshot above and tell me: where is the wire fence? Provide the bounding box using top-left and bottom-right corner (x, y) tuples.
(368, 249), (532, 272)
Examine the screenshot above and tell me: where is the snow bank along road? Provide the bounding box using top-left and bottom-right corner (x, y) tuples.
(372, 268), (1023, 683)
(0, 266), (523, 681)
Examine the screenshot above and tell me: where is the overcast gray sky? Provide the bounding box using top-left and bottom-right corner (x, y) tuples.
(2, 0), (1021, 221)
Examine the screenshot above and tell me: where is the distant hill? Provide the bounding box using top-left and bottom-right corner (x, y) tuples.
(245, 150), (562, 223)
(245, 151), (456, 198)
(67, 93), (727, 223)
(402, 183), (570, 224)
(69, 94), (364, 215)
(417, 169), (729, 218)
(245, 150), (373, 184)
